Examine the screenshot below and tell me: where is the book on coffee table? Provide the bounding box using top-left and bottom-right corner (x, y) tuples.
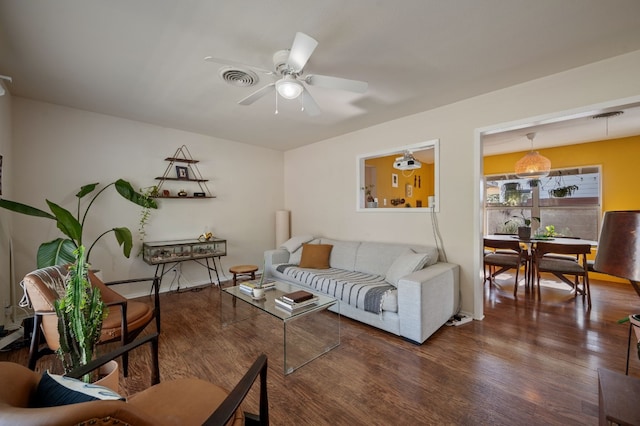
(275, 296), (319, 311)
(282, 290), (314, 304)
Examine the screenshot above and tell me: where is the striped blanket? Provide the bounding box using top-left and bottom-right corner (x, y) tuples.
(275, 264), (395, 314)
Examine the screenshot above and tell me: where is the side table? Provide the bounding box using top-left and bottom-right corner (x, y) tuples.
(598, 367), (640, 425)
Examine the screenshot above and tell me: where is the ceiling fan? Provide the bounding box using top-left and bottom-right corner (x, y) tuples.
(205, 32), (368, 116)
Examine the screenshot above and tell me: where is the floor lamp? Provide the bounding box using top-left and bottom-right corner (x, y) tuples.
(594, 210), (640, 296)
(594, 210), (640, 373)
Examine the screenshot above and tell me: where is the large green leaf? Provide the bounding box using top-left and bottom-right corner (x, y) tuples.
(46, 200), (83, 244)
(0, 199), (55, 219)
(37, 238), (77, 267)
(113, 227), (133, 258)
(75, 183), (99, 199)
(115, 179), (158, 209)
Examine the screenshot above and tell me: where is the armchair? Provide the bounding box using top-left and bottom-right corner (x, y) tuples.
(22, 265), (161, 375)
(0, 333), (269, 425)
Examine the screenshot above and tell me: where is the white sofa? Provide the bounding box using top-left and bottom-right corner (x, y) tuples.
(264, 236), (460, 344)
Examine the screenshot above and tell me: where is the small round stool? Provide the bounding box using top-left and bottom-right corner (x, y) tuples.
(229, 264), (259, 286)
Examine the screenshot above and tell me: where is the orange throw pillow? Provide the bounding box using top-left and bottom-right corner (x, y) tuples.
(299, 244), (333, 269)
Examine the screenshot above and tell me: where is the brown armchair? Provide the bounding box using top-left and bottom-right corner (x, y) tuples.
(22, 265), (161, 375)
(0, 334), (269, 425)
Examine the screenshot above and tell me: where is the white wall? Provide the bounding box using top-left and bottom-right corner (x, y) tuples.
(0, 89), (13, 327)
(285, 49), (640, 319)
(10, 99), (284, 298)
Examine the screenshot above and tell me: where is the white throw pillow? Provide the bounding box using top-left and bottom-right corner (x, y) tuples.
(385, 251), (429, 286)
(280, 235), (315, 253)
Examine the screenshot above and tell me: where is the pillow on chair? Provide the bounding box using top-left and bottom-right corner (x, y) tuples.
(35, 371), (124, 407)
(299, 244), (333, 269)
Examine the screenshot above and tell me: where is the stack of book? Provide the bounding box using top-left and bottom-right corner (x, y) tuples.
(238, 279), (276, 295)
(274, 290), (319, 311)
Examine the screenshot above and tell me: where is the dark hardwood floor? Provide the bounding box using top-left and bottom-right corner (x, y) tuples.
(3, 275), (639, 425)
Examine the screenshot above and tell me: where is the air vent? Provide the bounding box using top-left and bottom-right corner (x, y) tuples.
(218, 67), (259, 87)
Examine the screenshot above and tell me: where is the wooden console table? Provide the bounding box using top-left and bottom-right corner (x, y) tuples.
(598, 367), (640, 425)
(143, 239), (227, 290)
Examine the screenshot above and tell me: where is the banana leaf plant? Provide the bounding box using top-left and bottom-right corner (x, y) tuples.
(0, 179), (158, 267)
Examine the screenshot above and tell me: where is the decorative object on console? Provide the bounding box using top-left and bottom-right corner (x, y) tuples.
(514, 132), (551, 179)
(0, 179), (157, 267)
(178, 189), (188, 197)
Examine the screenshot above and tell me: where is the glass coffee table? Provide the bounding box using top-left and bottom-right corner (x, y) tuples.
(221, 281), (340, 374)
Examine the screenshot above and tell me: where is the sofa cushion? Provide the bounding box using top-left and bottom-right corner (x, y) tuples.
(289, 238), (319, 265)
(355, 242), (417, 276)
(35, 371), (124, 407)
(299, 244), (333, 269)
(320, 238), (360, 271)
(385, 251), (430, 286)
(280, 235), (315, 253)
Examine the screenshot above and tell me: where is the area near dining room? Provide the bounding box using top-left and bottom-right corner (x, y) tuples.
(483, 132), (640, 291)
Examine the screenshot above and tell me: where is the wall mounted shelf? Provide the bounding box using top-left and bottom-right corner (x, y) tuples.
(153, 145), (215, 199)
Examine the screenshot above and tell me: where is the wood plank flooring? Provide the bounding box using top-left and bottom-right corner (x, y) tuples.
(2, 275), (639, 425)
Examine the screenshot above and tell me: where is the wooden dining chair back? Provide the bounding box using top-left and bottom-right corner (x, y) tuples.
(22, 265), (161, 375)
(533, 242), (592, 306)
(483, 238), (528, 296)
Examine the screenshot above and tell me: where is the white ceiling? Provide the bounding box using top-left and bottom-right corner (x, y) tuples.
(1, 0), (640, 152)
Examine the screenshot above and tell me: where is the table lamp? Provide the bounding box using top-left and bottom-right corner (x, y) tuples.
(594, 211), (640, 297)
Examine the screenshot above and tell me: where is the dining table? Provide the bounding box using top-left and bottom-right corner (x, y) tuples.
(484, 234), (598, 291)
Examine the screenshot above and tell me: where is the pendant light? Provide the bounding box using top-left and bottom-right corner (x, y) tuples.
(514, 132), (551, 179)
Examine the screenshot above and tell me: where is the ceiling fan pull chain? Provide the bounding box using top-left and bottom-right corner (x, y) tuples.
(274, 90), (279, 115)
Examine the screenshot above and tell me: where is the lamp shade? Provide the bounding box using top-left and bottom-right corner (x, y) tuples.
(514, 151), (551, 179)
(594, 210), (640, 282)
(276, 76), (303, 99)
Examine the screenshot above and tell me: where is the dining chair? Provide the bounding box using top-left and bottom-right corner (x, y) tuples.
(483, 238), (529, 296)
(533, 242), (592, 306)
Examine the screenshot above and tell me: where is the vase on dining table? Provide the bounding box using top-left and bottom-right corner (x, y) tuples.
(518, 226), (531, 240)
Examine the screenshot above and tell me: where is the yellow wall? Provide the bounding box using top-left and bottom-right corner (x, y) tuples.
(484, 135), (640, 282)
(484, 135), (640, 212)
(367, 154), (434, 208)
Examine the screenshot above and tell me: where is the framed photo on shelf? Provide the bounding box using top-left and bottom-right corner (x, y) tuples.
(176, 166), (189, 180)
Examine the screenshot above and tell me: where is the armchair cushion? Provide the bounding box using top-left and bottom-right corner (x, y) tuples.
(35, 371), (124, 407)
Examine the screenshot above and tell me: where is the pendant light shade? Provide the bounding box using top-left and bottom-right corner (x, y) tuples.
(514, 132), (551, 179)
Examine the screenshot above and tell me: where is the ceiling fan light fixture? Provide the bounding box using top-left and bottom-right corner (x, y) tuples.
(276, 76), (303, 100)
(514, 132), (551, 179)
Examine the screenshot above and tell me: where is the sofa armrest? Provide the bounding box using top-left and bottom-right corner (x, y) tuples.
(396, 262), (460, 344)
(264, 248), (290, 276)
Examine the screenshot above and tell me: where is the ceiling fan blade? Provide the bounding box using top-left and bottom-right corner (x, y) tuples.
(300, 88), (321, 116)
(304, 74), (368, 93)
(287, 32), (318, 72)
(238, 83), (276, 105)
(204, 56), (274, 75)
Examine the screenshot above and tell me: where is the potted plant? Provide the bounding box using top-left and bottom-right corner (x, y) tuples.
(0, 179), (157, 267)
(55, 245), (108, 383)
(505, 210), (540, 239)
(362, 184), (376, 208)
(549, 184), (579, 198)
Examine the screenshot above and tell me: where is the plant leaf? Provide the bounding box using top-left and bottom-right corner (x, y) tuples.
(46, 200), (83, 243)
(76, 183), (99, 199)
(115, 179), (158, 209)
(113, 227), (133, 258)
(37, 238), (77, 267)
(0, 199), (55, 219)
